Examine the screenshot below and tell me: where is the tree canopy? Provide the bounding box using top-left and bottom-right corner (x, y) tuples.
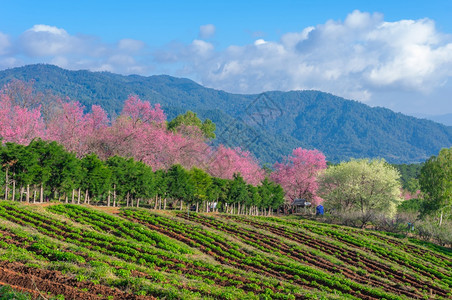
(318, 159), (403, 218)
(419, 147), (452, 226)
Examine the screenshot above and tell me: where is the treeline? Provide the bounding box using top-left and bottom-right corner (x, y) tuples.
(0, 139), (284, 215)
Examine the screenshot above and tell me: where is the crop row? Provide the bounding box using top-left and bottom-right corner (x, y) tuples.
(259, 216), (452, 289)
(0, 203), (313, 299)
(42, 203), (309, 299)
(123, 209), (411, 300)
(180, 212), (447, 299)
(223, 215), (451, 298)
(0, 222), (244, 300)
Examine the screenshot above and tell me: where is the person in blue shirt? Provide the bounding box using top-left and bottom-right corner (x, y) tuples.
(316, 205), (324, 216)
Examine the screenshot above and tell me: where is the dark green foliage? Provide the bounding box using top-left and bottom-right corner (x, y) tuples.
(81, 154), (112, 200)
(419, 147), (452, 222)
(168, 111), (216, 139)
(2, 64), (451, 164)
(392, 163), (422, 192)
(166, 165), (195, 204)
(227, 174), (249, 205)
(397, 198), (424, 213)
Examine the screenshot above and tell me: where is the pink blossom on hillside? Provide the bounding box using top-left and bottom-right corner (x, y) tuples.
(121, 95), (166, 126)
(46, 100), (87, 155)
(271, 147), (327, 205)
(0, 87), (45, 144)
(209, 145), (265, 185)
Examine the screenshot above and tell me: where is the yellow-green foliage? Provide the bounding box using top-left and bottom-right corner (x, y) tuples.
(318, 159), (403, 217)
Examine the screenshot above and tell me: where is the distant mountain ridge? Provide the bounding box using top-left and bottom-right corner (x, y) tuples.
(0, 64), (451, 164)
(410, 113), (452, 127)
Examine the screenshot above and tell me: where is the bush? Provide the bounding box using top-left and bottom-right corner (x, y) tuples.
(416, 219), (452, 247)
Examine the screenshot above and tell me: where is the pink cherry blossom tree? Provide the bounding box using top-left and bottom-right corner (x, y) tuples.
(121, 95), (166, 126)
(208, 145), (265, 185)
(45, 100), (88, 155)
(271, 147), (327, 205)
(0, 85), (45, 144)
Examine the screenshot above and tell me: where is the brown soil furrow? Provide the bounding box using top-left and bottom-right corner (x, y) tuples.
(0, 260), (154, 300)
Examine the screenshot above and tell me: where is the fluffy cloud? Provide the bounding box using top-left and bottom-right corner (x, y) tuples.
(0, 32), (11, 55)
(20, 25), (77, 56)
(199, 24), (215, 39)
(118, 39), (145, 52)
(1, 11), (452, 115)
(160, 10), (452, 114)
(4, 24), (151, 75)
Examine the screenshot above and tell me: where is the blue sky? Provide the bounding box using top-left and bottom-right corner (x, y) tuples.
(1, 0), (451, 116)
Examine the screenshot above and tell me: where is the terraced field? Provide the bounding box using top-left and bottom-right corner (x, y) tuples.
(0, 201), (451, 299)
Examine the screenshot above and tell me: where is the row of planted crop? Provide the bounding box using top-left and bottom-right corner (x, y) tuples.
(44, 204), (311, 299)
(294, 217), (452, 269)
(178, 212), (441, 299)
(259, 216), (452, 290)
(0, 221), (252, 300)
(124, 209), (410, 300)
(223, 215), (452, 299)
(47, 204), (192, 254)
(276, 216), (452, 277)
(116, 208), (312, 298)
(1, 202), (311, 299)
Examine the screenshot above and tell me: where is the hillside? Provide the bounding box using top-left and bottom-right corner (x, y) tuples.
(0, 202), (450, 299)
(1, 64), (451, 164)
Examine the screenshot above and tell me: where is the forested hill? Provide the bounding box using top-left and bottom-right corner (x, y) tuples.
(1, 64), (451, 164)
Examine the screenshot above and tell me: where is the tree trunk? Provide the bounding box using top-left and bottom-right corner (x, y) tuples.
(72, 189), (75, 204)
(26, 185), (30, 203)
(107, 190), (111, 207)
(196, 202), (199, 213)
(33, 189), (37, 203)
(84, 189), (89, 204)
(154, 195), (158, 209)
(136, 198), (140, 208)
(131, 198), (134, 207)
(77, 188), (81, 205)
(439, 211), (443, 226)
(20, 186), (24, 202)
(12, 180), (16, 201)
(40, 183), (43, 203)
(4, 168), (8, 201)
(180, 199), (183, 210)
(164, 198), (167, 210)
(65, 194), (68, 204)
(126, 192), (130, 207)
(113, 185), (116, 207)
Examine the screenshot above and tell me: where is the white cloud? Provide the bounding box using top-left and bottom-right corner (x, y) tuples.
(1, 12), (452, 115)
(118, 39), (145, 52)
(199, 24), (215, 39)
(0, 32), (11, 55)
(20, 24), (75, 56)
(3, 24), (152, 75)
(157, 10), (452, 114)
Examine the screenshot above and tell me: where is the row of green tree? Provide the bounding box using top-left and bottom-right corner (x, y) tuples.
(0, 139), (284, 214)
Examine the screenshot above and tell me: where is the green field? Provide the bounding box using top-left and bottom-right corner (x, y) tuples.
(0, 201), (450, 299)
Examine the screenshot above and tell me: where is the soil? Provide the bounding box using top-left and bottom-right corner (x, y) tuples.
(0, 260), (155, 300)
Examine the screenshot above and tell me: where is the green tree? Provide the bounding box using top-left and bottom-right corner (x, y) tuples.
(227, 173), (249, 213)
(81, 154), (111, 203)
(131, 160), (155, 207)
(167, 164), (195, 208)
(189, 167), (212, 212)
(318, 159), (403, 221)
(167, 111), (216, 139)
(419, 147), (452, 226)
(107, 156), (133, 205)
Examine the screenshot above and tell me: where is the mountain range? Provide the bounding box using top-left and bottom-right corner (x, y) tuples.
(0, 64), (451, 164)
